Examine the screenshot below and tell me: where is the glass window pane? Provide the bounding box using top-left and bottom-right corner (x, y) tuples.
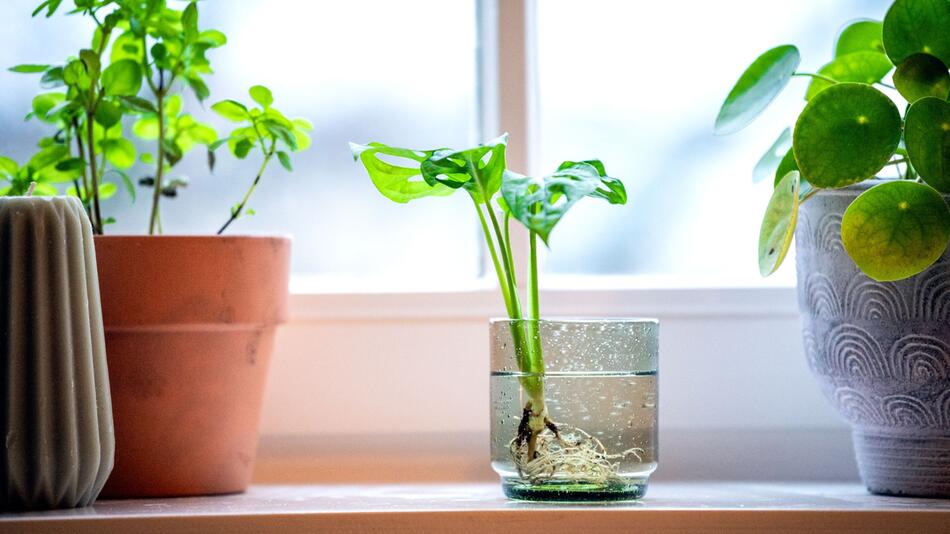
(0, 0), (481, 288)
(536, 0), (892, 282)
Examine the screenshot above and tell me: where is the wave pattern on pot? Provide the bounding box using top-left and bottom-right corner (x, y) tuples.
(796, 186), (950, 498)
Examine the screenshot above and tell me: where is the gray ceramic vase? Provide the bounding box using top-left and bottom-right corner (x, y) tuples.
(796, 182), (950, 498)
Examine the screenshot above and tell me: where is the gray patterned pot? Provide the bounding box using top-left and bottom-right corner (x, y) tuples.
(797, 182), (950, 498)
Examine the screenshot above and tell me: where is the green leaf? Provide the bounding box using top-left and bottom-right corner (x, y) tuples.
(102, 138), (136, 169)
(883, 0), (950, 67)
(189, 123), (218, 145)
(556, 160), (627, 204)
(93, 100), (123, 128)
(420, 133), (509, 203)
(98, 181), (117, 200)
(805, 52), (893, 100)
(349, 142), (454, 203)
(502, 161), (626, 244)
(715, 45), (800, 135)
(118, 95), (157, 113)
(32, 0), (63, 18)
(106, 169), (135, 202)
(186, 75), (210, 102)
(31, 92), (65, 122)
(165, 94), (183, 117)
(277, 150), (292, 171)
(211, 99), (249, 122)
(773, 148), (800, 186)
(181, 2), (199, 41)
(30, 183), (58, 196)
(27, 144), (69, 171)
(842, 180), (950, 281)
(40, 67), (64, 88)
(753, 128), (792, 183)
(905, 97), (950, 193)
(102, 59), (142, 96)
(793, 83), (901, 188)
(249, 85), (273, 108)
(140, 152), (154, 164)
(835, 20), (885, 57)
(232, 138), (253, 159)
(9, 64), (50, 73)
(758, 170), (801, 276)
(133, 115), (159, 139)
(110, 32), (144, 64)
(79, 49), (100, 80)
(894, 53), (950, 103)
(198, 29), (227, 47)
(0, 156), (18, 176)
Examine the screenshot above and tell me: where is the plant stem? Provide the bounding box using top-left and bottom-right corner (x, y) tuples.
(217, 140), (276, 235)
(72, 120), (92, 221)
(149, 89), (166, 235)
(527, 231), (539, 321)
(792, 72), (838, 85)
(486, 203), (521, 319)
(85, 114), (102, 234)
(476, 199), (513, 314)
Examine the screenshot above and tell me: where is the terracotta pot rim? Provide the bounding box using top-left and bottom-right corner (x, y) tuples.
(93, 234), (291, 242)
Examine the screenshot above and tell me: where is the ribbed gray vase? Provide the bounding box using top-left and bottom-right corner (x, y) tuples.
(0, 196), (114, 510)
(796, 182), (950, 498)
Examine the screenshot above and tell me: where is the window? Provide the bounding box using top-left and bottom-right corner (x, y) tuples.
(0, 0), (482, 289)
(535, 0), (892, 282)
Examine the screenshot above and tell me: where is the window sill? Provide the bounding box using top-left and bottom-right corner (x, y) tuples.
(5, 482), (947, 533)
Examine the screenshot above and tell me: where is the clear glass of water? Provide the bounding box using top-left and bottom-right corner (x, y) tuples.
(490, 318), (659, 501)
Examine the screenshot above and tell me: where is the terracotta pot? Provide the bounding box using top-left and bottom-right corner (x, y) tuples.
(93, 235), (290, 498)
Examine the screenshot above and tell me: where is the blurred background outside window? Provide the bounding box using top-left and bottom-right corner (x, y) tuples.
(0, 0), (892, 288)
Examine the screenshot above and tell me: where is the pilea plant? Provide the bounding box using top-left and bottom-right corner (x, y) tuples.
(2, 0), (311, 234)
(717, 0), (950, 282)
(351, 134), (627, 476)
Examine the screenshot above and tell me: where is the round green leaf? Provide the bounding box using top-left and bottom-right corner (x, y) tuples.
(759, 170), (801, 276)
(93, 100), (122, 128)
(715, 45), (800, 135)
(883, 0), (950, 67)
(805, 52), (893, 100)
(97, 181), (117, 200)
(835, 20), (885, 57)
(894, 53), (950, 103)
(842, 181), (950, 281)
(102, 139), (136, 169)
(793, 83), (901, 188)
(753, 128), (792, 183)
(905, 97), (950, 193)
(101, 59), (143, 97)
(249, 85), (273, 108)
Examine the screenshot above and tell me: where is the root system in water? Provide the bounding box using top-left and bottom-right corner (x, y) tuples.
(509, 416), (643, 486)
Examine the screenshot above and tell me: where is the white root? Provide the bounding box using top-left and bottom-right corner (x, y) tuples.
(509, 425), (643, 485)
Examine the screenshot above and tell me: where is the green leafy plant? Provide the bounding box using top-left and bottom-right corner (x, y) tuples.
(3, 0), (310, 234)
(350, 133), (627, 474)
(717, 0), (950, 282)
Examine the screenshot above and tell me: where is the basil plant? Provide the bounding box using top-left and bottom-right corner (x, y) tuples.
(717, 0), (950, 282)
(2, 0), (312, 234)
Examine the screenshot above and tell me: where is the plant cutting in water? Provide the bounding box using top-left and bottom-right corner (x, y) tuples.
(717, 0), (950, 282)
(351, 134), (633, 485)
(1, 0), (312, 234)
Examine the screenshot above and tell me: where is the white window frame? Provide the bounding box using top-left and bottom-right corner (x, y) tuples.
(261, 0), (858, 483)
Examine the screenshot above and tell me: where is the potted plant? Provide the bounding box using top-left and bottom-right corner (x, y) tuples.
(717, 0), (950, 498)
(351, 134), (659, 501)
(3, 0), (311, 497)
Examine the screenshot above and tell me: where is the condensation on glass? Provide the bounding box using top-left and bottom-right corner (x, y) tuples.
(490, 319), (659, 501)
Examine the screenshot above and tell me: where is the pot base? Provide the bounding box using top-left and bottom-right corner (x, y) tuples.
(501, 479), (648, 502)
(854, 431), (950, 498)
